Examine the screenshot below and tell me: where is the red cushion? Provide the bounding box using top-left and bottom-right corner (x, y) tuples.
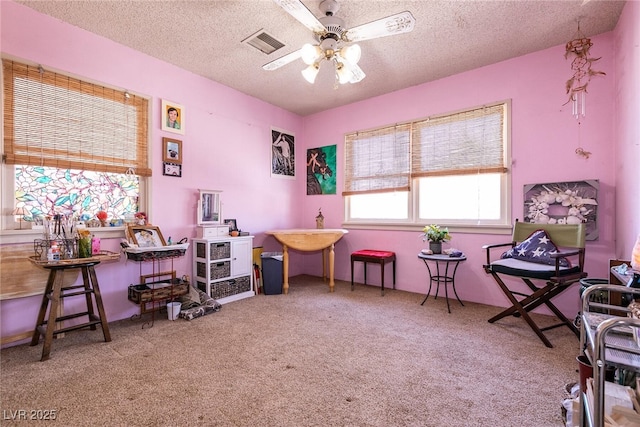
(352, 249), (395, 258)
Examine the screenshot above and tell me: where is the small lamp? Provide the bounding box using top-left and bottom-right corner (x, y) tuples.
(12, 207), (27, 230)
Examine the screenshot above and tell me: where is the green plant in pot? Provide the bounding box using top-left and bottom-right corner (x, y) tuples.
(422, 224), (451, 254)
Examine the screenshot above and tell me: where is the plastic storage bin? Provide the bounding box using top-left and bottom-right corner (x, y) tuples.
(261, 252), (283, 295)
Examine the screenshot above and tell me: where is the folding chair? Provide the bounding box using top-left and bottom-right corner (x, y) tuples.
(482, 222), (587, 348)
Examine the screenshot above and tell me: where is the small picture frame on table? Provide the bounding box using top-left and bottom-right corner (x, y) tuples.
(224, 219), (238, 231)
(162, 137), (182, 164)
(130, 226), (166, 248)
(163, 162), (182, 177)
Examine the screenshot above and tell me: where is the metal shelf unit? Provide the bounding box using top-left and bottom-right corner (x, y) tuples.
(579, 284), (640, 427)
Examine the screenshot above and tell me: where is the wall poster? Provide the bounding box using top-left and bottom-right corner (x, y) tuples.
(307, 144), (336, 195)
(271, 127), (295, 179)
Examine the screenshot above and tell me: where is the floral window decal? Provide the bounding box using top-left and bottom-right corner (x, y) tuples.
(524, 179), (599, 241)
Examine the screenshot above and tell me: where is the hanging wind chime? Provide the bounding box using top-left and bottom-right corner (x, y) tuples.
(564, 22), (605, 159)
(564, 22), (605, 121)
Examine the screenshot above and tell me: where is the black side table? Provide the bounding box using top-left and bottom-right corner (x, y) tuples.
(418, 253), (466, 313)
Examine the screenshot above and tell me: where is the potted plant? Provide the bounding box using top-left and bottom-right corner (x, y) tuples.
(422, 224), (451, 254)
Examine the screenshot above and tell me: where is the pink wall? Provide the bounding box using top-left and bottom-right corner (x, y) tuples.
(0, 1), (303, 344)
(613, 1), (640, 258)
(1, 0), (637, 346)
(300, 33), (619, 315)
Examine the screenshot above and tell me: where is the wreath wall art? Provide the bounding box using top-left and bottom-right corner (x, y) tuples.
(523, 179), (599, 240)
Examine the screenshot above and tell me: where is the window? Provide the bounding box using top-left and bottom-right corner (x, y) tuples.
(344, 101), (510, 229)
(2, 59), (150, 231)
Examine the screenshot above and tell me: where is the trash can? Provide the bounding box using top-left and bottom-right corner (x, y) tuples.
(261, 252), (283, 295)
(579, 278), (610, 315)
(579, 278), (609, 300)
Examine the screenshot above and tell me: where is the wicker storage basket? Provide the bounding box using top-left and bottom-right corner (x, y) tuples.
(197, 261), (231, 280)
(196, 242), (206, 259)
(210, 261), (231, 280)
(125, 248), (187, 262)
(196, 281), (207, 293)
(209, 242), (231, 260)
(210, 276), (251, 299)
(123, 243), (189, 262)
(128, 279), (189, 304)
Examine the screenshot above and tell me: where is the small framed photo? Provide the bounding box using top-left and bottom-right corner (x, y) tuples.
(163, 162), (182, 177)
(162, 137), (182, 164)
(161, 99), (185, 135)
(224, 218), (238, 231)
(131, 226), (166, 248)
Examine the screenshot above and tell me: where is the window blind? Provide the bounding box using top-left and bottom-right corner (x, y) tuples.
(411, 104), (507, 177)
(2, 60), (151, 176)
(343, 123), (411, 196)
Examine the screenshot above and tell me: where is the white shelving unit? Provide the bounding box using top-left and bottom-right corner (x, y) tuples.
(192, 236), (254, 304)
(579, 282), (640, 427)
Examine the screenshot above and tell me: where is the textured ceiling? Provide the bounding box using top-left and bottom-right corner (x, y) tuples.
(16, 0), (626, 116)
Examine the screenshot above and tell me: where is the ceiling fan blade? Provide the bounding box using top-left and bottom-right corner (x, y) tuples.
(263, 49), (302, 71)
(273, 0), (326, 34)
(346, 60), (365, 83)
(336, 52), (366, 84)
(344, 11), (415, 42)
(348, 62), (365, 83)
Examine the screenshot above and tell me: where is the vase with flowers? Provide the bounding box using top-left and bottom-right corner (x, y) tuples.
(422, 224), (451, 254)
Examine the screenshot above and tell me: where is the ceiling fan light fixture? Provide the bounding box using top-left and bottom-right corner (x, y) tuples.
(302, 63), (320, 84)
(267, 1), (415, 86)
(340, 44), (361, 64)
(301, 43), (322, 65)
(336, 61), (354, 85)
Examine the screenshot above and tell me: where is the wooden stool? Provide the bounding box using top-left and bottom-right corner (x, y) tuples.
(351, 250), (396, 296)
(31, 260), (111, 361)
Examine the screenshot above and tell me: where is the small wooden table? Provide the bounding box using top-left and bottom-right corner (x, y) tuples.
(30, 258), (112, 361)
(418, 252), (466, 313)
(265, 229), (348, 294)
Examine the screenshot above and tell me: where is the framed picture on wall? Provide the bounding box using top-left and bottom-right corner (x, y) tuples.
(162, 163), (182, 178)
(271, 127), (295, 179)
(163, 162), (182, 177)
(161, 99), (185, 135)
(307, 144), (336, 195)
(162, 137), (182, 164)
(523, 179), (599, 240)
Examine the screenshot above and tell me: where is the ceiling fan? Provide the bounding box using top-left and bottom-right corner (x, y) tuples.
(263, 0), (415, 85)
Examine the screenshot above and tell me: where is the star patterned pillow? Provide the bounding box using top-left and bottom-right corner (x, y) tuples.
(501, 229), (570, 267)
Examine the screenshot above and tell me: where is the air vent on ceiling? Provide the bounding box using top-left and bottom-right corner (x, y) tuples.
(242, 30), (285, 55)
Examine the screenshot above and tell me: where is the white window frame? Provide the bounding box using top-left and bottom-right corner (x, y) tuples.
(344, 100), (512, 234)
(1, 57), (151, 243)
